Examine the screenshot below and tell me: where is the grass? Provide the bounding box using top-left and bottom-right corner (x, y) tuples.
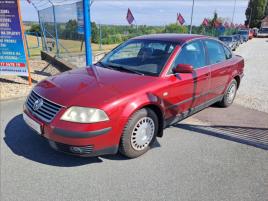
(25, 35), (118, 58)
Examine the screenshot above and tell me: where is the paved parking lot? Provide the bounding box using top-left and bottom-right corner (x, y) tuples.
(1, 98), (268, 201)
(1, 38), (268, 201)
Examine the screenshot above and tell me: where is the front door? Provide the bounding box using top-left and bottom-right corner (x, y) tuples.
(162, 40), (209, 121)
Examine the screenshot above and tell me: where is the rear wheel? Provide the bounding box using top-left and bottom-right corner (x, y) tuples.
(119, 108), (158, 158)
(218, 79), (237, 107)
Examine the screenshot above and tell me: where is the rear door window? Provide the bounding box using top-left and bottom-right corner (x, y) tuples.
(204, 40), (226, 65)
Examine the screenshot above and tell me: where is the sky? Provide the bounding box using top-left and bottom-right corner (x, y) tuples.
(20, 0), (248, 25)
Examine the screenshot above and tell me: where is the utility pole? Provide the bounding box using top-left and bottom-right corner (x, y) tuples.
(189, 0), (195, 34)
(231, 0), (237, 24)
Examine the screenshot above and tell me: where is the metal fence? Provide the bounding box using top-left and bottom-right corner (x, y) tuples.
(38, 1), (87, 67)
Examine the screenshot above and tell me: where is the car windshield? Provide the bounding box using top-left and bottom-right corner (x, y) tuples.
(238, 30), (248, 35)
(260, 28), (268, 33)
(219, 37), (232, 42)
(234, 35), (239, 39)
(100, 40), (176, 76)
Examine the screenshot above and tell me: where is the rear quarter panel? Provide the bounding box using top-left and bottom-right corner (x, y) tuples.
(227, 55), (244, 89)
(232, 55), (244, 77)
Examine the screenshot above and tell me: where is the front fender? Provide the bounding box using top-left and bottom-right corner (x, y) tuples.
(121, 92), (165, 120)
(117, 92), (166, 139)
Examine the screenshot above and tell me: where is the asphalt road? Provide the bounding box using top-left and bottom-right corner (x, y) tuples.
(1, 98), (267, 201)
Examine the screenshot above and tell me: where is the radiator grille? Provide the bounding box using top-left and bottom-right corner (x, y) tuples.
(26, 90), (62, 123)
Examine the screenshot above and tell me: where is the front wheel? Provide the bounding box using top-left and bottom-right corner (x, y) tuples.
(119, 108), (158, 158)
(218, 79), (237, 107)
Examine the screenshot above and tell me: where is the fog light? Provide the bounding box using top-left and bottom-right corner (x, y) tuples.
(70, 146), (83, 154)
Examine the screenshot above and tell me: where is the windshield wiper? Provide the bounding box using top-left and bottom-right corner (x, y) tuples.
(113, 65), (144, 76)
(106, 63), (145, 75)
(96, 62), (144, 75)
(96, 61), (115, 70)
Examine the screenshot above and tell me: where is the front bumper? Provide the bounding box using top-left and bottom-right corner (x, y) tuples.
(23, 107), (120, 157)
(257, 34), (268, 38)
(48, 140), (118, 157)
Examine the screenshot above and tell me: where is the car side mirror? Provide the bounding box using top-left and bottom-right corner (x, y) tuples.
(173, 64), (194, 74)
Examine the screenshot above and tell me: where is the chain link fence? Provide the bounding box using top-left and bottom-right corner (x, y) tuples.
(38, 1), (86, 67)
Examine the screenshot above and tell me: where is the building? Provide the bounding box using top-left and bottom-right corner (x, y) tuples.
(261, 16), (268, 27)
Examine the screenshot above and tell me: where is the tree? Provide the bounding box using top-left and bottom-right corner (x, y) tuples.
(245, 0), (268, 28)
(91, 22), (99, 43)
(29, 24), (40, 36)
(163, 23), (187, 33)
(265, 1), (268, 16)
(210, 11), (218, 28)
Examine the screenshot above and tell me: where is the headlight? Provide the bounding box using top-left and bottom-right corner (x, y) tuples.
(61, 107), (109, 123)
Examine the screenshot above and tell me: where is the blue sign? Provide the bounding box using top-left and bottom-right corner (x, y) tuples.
(217, 25), (226, 34)
(76, 1), (84, 34)
(0, 0), (29, 76)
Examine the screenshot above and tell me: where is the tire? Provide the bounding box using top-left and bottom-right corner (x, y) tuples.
(119, 108), (158, 158)
(218, 79), (237, 108)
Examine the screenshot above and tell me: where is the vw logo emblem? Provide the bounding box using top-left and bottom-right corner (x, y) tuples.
(33, 98), (43, 111)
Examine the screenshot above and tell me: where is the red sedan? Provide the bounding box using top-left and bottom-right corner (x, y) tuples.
(23, 34), (244, 158)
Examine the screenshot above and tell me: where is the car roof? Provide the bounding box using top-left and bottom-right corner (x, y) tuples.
(131, 33), (208, 45)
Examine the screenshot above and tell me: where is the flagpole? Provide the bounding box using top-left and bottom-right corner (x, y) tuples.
(189, 0), (195, 34)
(134, 19), (138, 31)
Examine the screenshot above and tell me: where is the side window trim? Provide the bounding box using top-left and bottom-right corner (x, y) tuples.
(222, 44), (233, 60)
(201, 40), (210, 66)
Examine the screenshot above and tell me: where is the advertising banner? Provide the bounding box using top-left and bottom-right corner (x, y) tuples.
(0, 0), (30, 78)
(76, 1), (84, 34)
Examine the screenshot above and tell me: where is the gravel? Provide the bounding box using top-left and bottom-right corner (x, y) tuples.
(234, 38), (268, 113)
(0, 60), (61, 100)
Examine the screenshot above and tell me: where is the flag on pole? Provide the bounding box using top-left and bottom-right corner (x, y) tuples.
(177, 13), (185, 25)
(214, 20), (221, 28)
(224, 21), (230, 28)
(126, 8), (135, 25)
(202, 18), (209, 26)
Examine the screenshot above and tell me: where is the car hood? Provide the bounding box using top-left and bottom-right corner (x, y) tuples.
(34, 65), (158, 108)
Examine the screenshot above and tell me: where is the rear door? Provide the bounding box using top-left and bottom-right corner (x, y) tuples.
(203, 39), (232, 101)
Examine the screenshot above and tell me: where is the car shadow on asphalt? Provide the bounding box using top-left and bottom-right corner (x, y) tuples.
(4, 114), (103, 167)
(102, 140), (161, 161)
(4, 114), (161, 166)
(174, 123), (268, 150)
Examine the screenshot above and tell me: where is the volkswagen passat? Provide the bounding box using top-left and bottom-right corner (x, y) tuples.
(23, 34), (244, 158)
